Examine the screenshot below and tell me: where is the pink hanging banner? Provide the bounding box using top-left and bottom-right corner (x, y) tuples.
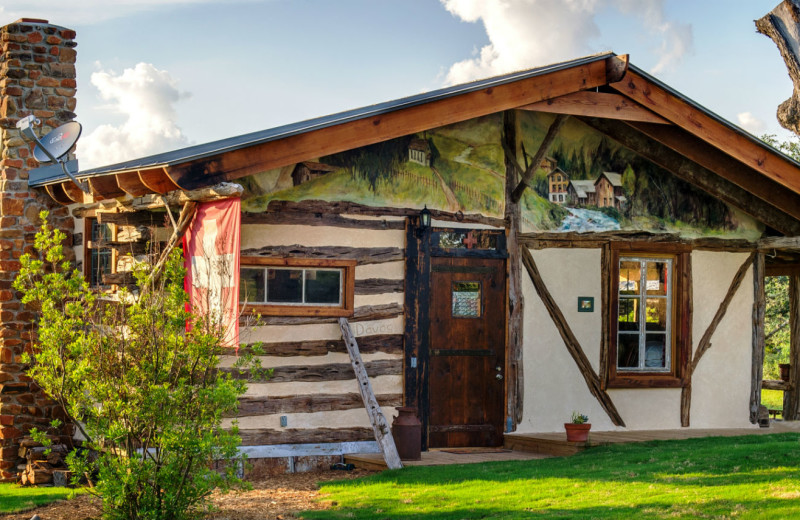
(183, 198), (241, 349)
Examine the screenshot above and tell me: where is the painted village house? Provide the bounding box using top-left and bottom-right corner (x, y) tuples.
(6, 18), (800, 478)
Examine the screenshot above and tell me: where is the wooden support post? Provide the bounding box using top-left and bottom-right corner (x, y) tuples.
(504, 110), (524, 428)
(599, 244), (611, 390)
(510, 114), (569, 203)
(681, 253), (753, 427)
(785, 275), (800, 420)
(751, 253), (766, 424)
(339, 318), (402, 470)
(520, 246), (625, 426)
(679, 252), (693, 427)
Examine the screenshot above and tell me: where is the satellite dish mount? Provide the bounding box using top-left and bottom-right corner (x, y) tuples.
(16, 115), (90, 195)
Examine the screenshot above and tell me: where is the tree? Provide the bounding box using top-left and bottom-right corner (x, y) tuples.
(14, 213), (257, 520)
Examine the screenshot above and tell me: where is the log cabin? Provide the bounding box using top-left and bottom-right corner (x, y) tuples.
(4, 17), (800, 478)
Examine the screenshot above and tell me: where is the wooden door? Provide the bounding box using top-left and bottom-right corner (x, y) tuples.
(428, 256), (506, 447)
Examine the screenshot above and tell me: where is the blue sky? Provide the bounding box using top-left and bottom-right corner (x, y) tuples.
(2, 1), (796, 169)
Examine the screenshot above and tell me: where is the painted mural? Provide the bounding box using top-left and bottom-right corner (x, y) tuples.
(241, 112), (763, 239)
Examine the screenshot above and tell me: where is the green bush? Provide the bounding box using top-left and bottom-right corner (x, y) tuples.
(14, 213), (256, 520)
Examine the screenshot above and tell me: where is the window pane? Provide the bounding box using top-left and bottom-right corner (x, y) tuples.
(618, 334), (640, 368)
(645, 334), (667, 368)
(305, 270), (341, 304)
(452, 281), (481, 318)
(646, 261), (669, 296)
(618, 297), (640, 331)
(240, 268), (265, 303)
(645, 298), (668, 331)
(267, 268), (303, 303)
(91, 220), (112, 242)
(90, 249), (112, 286)
(618, 261), (640, 295)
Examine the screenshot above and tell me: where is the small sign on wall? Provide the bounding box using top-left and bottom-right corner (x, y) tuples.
(578, 296), (594, 312)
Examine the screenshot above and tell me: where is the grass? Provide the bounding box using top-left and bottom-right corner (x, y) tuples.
(305, 433), (800, 519)
(762, 389), (785, 417)
(0, 483), (82, 513)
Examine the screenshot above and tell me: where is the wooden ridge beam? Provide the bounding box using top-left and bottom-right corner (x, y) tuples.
(520, 91), (669, 124)
(625, 122), (800, 222)
(520, 246), (625, 426)
(578, 117), (800, 236)
(165, 58), (618, 189)
(611, 70), (800, 196)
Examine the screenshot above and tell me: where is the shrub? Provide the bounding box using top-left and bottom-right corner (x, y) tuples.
(14, 213), (256, 520)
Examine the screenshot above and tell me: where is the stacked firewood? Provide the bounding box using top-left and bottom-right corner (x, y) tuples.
(17, 437), (70, 486)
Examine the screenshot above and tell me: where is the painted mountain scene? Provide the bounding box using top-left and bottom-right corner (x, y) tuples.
(242, 111), (763, 239)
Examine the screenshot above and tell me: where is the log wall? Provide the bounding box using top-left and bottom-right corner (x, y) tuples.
(232, 217), (406, 448)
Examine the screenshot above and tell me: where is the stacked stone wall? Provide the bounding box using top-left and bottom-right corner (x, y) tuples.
(0, 18), (77, 482)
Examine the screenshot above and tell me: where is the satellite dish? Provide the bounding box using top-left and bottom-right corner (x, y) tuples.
(33, 121), (82, 163)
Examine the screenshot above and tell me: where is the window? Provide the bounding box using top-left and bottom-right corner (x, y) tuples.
(608, 247), (689, 387)
(239, 257), (355, 317)
(85, 218), (116, 287)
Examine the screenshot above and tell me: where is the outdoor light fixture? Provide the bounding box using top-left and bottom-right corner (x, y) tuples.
(419, 205), (432, 229)
(16, 114), (89, 194)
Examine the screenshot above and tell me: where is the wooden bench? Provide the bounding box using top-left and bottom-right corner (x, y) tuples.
(768, 408), (783, 419)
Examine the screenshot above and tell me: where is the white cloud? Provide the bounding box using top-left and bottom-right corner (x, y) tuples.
(77, 63), (190, 169)
(737, 112), (766, 135)
(440, 0), (692, 84)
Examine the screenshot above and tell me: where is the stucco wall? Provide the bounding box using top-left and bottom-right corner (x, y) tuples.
(519, 247), (757, 433)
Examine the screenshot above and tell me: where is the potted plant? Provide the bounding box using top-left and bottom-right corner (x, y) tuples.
(565, 411), (591, 442)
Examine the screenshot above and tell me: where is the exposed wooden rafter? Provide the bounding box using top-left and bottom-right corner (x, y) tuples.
(578, 117), (800, 236)
(610, 70), (800, 196)
(520, 91), (669, 124)
(625, 121), (800, 222)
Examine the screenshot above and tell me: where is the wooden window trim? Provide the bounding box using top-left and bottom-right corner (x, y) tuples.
(240, 257), (356, 317)
(607, 243), (690, 388)
(84, 217), (117, 288)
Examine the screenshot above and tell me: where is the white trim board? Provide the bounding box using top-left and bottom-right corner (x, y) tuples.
(236, 441), (381, 459)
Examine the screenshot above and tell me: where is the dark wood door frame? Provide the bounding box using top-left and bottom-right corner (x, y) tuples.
(404, 221), (508, 449)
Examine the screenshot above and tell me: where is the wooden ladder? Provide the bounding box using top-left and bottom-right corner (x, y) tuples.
(339, 317), (403, 470)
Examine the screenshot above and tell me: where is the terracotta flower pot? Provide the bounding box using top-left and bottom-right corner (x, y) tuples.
(565, 423), (591, 442)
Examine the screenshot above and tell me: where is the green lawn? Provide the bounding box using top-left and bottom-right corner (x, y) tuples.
(0, 483), (81, 513)
(305, 433), (800, 520)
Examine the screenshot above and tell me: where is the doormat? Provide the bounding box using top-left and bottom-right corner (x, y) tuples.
(439, 447), (512, 454)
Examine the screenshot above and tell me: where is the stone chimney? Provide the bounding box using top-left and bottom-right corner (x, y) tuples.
(0, 18), (77, 482)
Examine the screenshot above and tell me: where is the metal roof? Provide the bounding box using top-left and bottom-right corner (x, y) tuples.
(29, 51), (800, 187)
(29, 53), (615, 187)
